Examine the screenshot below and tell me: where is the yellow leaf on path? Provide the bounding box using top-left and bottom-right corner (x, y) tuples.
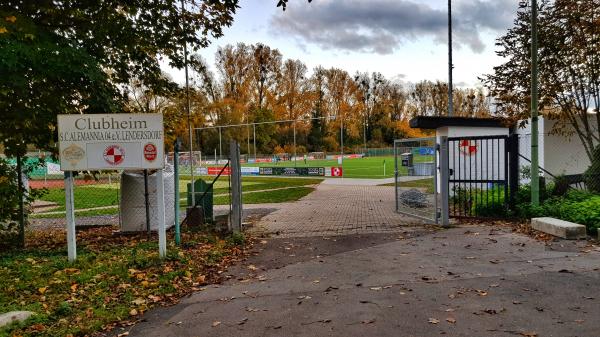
(129, 309), (138, 316)
(38, 287), (47, 294)
(141, 280), (149, 287)
(5, 16), (17, 23)
(70, 284), (78, 292)
(446, 317), (456, 324)
(212, 321), (221, 327)
(428, 318), (440, 324)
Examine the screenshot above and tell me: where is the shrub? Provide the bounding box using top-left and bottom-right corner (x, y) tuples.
(584, 145), (600, 193)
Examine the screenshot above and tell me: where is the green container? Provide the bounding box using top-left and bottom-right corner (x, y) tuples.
(187, 179), (213, 221)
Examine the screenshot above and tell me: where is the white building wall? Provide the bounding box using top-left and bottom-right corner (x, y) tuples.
(516, 116), (594, 177)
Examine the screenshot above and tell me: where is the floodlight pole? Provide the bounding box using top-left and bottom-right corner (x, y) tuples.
(181, 0), (195, 206)
(530, 0), (540, 205)
(293, 121), (297, 167)
(219, 127), (222, 159)
(340, 113), (344, 167)
(253, 124), (256, 160)
(448, 0), (454, 117)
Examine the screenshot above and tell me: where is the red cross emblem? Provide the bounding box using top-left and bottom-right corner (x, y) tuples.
(459, 140), (477, 156)
(103, 145), (125, 165)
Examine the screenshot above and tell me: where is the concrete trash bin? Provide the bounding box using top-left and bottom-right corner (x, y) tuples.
(119, 168), (175, 232)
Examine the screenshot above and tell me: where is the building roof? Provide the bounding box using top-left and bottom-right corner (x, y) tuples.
(409, 116), (511, 129)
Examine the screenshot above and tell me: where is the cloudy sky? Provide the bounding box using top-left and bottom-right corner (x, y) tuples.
(169, 0), (520, 88)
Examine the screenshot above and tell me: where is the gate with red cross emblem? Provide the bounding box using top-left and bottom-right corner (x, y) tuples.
(447, 135), (519, 218)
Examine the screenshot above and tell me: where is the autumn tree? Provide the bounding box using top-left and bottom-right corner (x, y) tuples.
(483, 0), (600, 160)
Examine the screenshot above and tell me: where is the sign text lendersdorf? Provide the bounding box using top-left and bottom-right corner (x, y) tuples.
(58, 114), (164, 171)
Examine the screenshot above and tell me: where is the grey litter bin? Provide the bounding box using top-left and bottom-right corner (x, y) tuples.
(413, 162), (435, 176)
(119, 167), (175, 232)
(401, 153), (413, 167)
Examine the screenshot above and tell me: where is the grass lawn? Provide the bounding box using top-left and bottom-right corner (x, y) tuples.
(380, 177), (435, 193)
(33, 177), (321, 217)
(0, 227), (246, 337)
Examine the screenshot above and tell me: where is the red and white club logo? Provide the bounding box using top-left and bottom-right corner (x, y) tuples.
(103, 145), (125, 166)
(332, 167), (343, 177)
(459, 140), (477, 156)
(144, 143), (157, 162)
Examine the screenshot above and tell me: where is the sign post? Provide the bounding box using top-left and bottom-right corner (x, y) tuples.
(58, 113), (165, 261)
(64, 171), (77, 262)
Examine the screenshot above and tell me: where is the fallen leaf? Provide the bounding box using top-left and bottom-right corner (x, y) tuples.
(370, 287), (382, 291)
(362, 318), (376, 324)
(428, 318), (440, 324)
(38, 287), (47, 294)
(129, 309), (138, 316)
(446, 318), (456, 324)
(212, 321), (221, 327)
(520, 332), (538, 337)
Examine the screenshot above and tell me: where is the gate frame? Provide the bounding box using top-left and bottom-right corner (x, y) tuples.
(444, 134), (519, 219)
(394, 137), (439, 225)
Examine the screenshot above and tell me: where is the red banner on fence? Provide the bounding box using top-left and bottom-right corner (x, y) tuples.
(207, 167), (231, 175)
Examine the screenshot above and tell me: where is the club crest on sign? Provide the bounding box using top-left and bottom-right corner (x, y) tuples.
(103, 144), (125, 165)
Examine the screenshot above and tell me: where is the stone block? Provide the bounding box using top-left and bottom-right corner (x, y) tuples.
(531, 217), (587, 239)
(0, 311), (34, 328)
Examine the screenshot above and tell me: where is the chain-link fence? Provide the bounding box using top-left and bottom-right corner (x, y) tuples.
(394, 137), (438, 223)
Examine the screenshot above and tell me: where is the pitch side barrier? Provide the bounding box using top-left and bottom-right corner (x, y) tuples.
(195, 166), (343, 177)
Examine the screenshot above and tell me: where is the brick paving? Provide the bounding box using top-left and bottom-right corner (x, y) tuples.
(250, 183), (424, 237)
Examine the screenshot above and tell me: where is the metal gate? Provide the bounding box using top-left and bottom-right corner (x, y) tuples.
(394, 137), (438, 223)
(447, 134), (519, 218)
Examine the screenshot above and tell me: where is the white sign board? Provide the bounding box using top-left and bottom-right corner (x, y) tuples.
(58, 114), (164, 171)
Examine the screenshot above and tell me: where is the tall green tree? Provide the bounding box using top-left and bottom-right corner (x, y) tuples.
(1, 0), (239, 156)
(483, 0), (600, 160)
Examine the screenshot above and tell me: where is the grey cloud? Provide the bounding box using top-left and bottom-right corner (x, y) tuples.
(270, 0), (517, 54)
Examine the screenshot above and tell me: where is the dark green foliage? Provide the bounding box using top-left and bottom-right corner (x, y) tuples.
(584, 145), (600, 193)
(1, 1), (239, 156)
(0, 157), (45, 249)
(516, 186), (600, 233)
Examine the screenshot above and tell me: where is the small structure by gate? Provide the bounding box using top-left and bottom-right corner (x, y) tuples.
(394, 137), (439, 224)
(446, 134), (519, 218)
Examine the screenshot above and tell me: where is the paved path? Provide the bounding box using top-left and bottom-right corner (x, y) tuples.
(123, 225), (600, 337)
(250, 183), (423, 237)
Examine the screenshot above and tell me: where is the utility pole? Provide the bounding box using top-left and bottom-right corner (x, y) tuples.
(448, 0), (454, 117)
(530, 0), (540, 205)
(181, 0), (194, 207)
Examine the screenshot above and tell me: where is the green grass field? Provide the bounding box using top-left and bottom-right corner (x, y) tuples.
(33, 176), (322, 218)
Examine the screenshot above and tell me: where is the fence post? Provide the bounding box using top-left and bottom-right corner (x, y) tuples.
(508, 134), (519, 209)
(394, 141), (398, 212)
(174, 138), (181, 246)
(439, 136), (450, 228)
(16, 154), (25, 248)
(156, 169), (166, 258)
(229, 141), (242, 232)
